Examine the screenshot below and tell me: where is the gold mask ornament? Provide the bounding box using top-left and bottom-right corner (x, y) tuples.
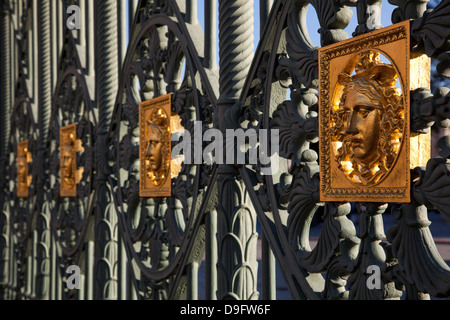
(139, 94), (173, 197)
(17, 140), (32, 198)
(60, 124), (84, 197)
(319, 21), (431, 203)
(331, 51), (404, 186)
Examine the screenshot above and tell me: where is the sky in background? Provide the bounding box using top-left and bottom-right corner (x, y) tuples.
(193, 1), (448, 88)
(196, 1), (399, 66)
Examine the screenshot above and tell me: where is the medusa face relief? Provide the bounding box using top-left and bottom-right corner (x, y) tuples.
(60, 124), (84, 197)
(331, 51), (405, 186)
(319, 21), (421, 203)
(341, 87), (381, 165)
(139, 94), (173, 197)
(146, 123), (164, 172)
(17, 140), (31, 197)
(144, 107), (170, 187)
(61, 133), (75, 189)
(17, 151), (27, 186)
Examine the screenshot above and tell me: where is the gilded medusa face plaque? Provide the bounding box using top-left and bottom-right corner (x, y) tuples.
(331, 51), (404, 186)
(140, 94), (172, 197)
(60, 124), (84, 197)
(319, 21), (431, 203)
(17, 140), (32, 198)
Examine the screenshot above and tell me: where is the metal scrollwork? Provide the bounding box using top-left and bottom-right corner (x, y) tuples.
(48, 32), (96, 259)
(46, 28), (96, 299)
(1, 0), (449, 302)
(8, 92), (36, 248)
(109, 1), (217, 299)
(6, 83), (37, 300)
(238, 0), (450, 300)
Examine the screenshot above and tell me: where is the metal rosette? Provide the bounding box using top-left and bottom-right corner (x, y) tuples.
(109, 2), (217, 298)
(47, 33), (96, 259)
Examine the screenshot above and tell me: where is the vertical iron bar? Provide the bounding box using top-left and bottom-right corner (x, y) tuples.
(94, 0), (120, 300)
(85, 0), (95, 77)
(259, 0), (276, 300)
(261, 234), (276, 299)
(50, 234), (56, 300)
(31, 0), (38, 107)
(48, 1), (59, 300)
(78, 275), (85, 300)
(11, 0), (17, 108)
(56, 260), (62, 300)
(118, 0), (127, 70)
(130, 273), (138, 300)
(9, 233), (14, 299)
(0, 1), (11, 166)
(186, 0), (197, 24)
(11, 239), (16, 299)
(35, 0), (52, 300)
(95, 0), (119, 136)
(217, 0), (257, 300)
(187, 262), (199, 300)
(259, 0), (272, 34)
(128, 0), (139, 37)
(50, 0), (57, 115)
(119, 237), (127, 300)
(31, 230), (37, 299)
(218, 0), (254, 107)
(86, 240), (94, 300)
(205, 209), (218, 300)
(37, 0), (52, 146)
(79, 0), (86, 48)
(56, 0), (63, 56)
(204, 0), (217, 70)
(0, 1), (12, 300)
(26, 254), (32, 298)
(0, 207), (9, 300)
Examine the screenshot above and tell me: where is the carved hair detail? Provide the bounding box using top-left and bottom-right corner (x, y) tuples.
(145, 107), (171, 187)
(332, 50), (405, 185)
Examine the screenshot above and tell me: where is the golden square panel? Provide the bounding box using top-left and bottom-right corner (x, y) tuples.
(139, 94), (172, 198)
(319, 21), (430, 203)
(60, 124), (84, 198)
(17, 140), (32, 198)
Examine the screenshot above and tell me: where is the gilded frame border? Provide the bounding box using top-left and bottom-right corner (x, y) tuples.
(319, 21), (412, 203)
(139, 94), (172, 198)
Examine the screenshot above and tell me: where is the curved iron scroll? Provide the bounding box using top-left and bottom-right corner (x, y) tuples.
(5, 81), (37, 300)
(235, 0), (450, 300)
(108, 1), (218, 299)
(46, 27), (97, 299)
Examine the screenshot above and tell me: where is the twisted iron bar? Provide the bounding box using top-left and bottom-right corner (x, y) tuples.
(0, 1), (11, 300)
(96, 0), (119, 137)
(216, 0), (259, 301)
(0, 3), (11, 163)
(38, 0), (52, 147)
(94, 0), (119, 300)
(35, 0), (53, 300)
(218, 0), (254, 104)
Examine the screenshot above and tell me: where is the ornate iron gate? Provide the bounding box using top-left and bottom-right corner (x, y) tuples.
(0, 0), (449, 300)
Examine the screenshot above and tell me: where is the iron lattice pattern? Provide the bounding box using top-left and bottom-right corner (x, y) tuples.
(0, 0), (449, 301)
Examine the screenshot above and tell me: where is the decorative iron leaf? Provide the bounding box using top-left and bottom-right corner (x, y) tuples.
(388, 204), (450, 297)
(410, 0), (450, 77)
(412, 157), (450, 221)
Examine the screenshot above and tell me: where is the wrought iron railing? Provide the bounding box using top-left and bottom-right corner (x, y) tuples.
(0, 0), (449, 300)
